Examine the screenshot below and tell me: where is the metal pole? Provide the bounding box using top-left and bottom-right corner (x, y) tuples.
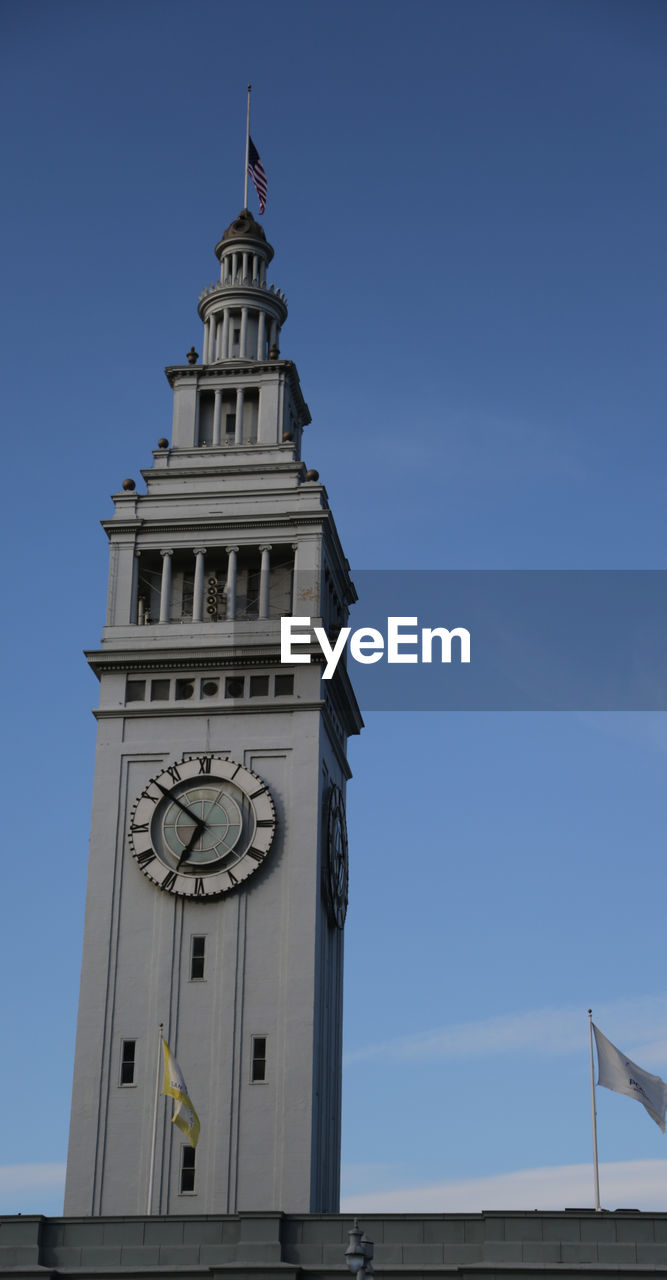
(147, 1023), (164, 1214)
(243, 84), (251, 209)
(588, 1009), (601, 1212)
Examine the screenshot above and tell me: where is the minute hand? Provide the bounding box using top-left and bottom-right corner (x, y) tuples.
(155, 782), (202, 825)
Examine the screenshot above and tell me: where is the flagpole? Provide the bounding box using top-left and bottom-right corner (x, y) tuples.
(147, 1023), (164, 1215)
(588, 1009), (601, 1213)
(243, 84), (251, 209)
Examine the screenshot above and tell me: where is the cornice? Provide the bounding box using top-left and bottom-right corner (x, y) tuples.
(101, 511), (331, 539)
(93, 699), (328, 722)
(139, 460), (303, 481)
(85, 647), (326, 675)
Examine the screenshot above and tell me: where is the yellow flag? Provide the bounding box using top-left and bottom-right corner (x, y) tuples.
(161, 1037), (200, 1148)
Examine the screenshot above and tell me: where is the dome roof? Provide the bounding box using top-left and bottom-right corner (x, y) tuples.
(216, 209), (274, 264)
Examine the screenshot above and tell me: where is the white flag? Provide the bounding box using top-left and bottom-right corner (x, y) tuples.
(593, 1023), (667, 1132)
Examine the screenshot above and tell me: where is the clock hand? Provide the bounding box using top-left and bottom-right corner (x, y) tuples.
(177, 819), (207, 870)
(155, 782), (202, 825)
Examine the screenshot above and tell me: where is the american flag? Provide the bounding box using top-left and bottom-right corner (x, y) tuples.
(247, 137), (267, 214)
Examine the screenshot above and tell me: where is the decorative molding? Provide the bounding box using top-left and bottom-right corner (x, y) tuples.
(103, 513), (332, 538)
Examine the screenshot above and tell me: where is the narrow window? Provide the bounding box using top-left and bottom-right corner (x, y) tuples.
(251, 1036), (267, 1082)
(249, 675), (269, 697)
(196, 391), (214, 446)
(151, 679), (170, 701)
(126, 679), (146, 703)
(180, 1146), (196, 1193)
(120, 1039), (136, 1085)
(190, 936), (206, 981)
(225, 413), (236, 437)
(274, 674), (294, 696)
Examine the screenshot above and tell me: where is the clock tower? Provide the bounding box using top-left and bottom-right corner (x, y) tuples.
(64, 209), (362, 1217)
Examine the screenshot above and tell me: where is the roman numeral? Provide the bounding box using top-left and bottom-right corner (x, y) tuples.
(256, 819), (273, 827)
(140, 788), (160, 805)
(198, 756), (212, 775)
(162, 870), (178, 891)
(230, 763), (241, 779)
(246, 847), (265, 862)
(194, 878), (206, 896)
(250, 787), (266, 799)
(136, 850), (156, 868)
(227, 871), (238, 886)
(130, 822), (149, 833)
(166, 765), (182, 784)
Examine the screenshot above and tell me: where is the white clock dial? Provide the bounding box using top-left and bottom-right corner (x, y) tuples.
(129, 755), (276, 898)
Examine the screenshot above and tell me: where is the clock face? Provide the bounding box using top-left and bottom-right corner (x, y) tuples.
(325, 784), (348, 929)
(129, 755), (276, 898)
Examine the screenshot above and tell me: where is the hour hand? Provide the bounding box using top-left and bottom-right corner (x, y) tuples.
(177, 819), (207, 869)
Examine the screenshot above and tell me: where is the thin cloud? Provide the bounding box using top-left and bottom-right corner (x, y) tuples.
(0, 1164), (65, 1215)
(344, 995), (667, 1067)
(341, 1159), (667, 1214)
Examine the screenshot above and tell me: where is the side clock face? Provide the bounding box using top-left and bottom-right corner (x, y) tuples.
(325, 784), (349, 929)
(129, 755), (276, 899)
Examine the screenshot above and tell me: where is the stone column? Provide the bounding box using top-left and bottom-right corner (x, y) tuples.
(130, 550), (140, 624)
(214, 316), (221, 360)
(235, 388), (245, 445)
(259, 545), (272, 619)
(192, 548), (207, 621)
(221, 310), (230, 359)
(269, 319), (277, 350)
(240, 307), (248, 358)
(225, 547), (239, 621)
(257, 311), (266, 360)
(242, 252), (249, 279)
(290, 542), (298, 614)
(213, 391), (222, 446)
(159, 550), (173, 623)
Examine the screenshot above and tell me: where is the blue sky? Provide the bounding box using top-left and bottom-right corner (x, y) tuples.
(3, 0), (667, 1215)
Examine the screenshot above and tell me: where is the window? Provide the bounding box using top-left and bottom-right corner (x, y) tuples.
(190, 936), (206, 981)
(175, 679), (194, 700)
(225, 413), (236, 437)
(151, 679), (170, 701)
(197, 391), (214, 446)
(200, 679), (219, 698)
(251, 1036), (267, 1082)
(126, 679), (145, 703)
(225, 676), (245, 698)
(274, 674), (294, 696)
(120, 1039), (136, 1085)
(180, 1146), (196, 1193)
(249, 675), (269, 697)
